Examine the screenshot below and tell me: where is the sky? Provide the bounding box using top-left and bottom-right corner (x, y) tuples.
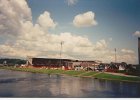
(0, 0), (140, 64)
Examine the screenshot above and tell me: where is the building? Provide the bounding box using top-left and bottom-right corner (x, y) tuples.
(27, 57), (74, 69)
(72, 60), (101, 70)
(26, 57), (101, 70)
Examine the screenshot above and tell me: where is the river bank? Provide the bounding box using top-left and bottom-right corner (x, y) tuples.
(0, 67), (140, 83)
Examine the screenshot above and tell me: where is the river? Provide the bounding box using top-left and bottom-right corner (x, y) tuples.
(0, 69), (140, 98)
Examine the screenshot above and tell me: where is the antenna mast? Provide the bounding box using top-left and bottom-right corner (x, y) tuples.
(60, 41), (64, 67)
(115, 48), (117, 63)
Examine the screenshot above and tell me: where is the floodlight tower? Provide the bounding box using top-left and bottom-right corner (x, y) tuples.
(60, 41), (64, 67)
(115, 48), (117, 63)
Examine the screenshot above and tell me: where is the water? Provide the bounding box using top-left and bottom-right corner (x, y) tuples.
(0, 69), (140, 98)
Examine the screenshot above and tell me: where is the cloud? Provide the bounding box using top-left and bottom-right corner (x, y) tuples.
(133, 31), (140, 37)
(95, 39), (107, 50)
(0, 44), (40, 58)
(121, 49), (134, 54)
(117, 54), (136, 64)
(73, 11), (97, 27)
(37, 11), (57, 31)
(66, 0), (78, 6)
(0, 0), (137, 64)
(0, 0), (32, 34)
(0, 0), (32, 43)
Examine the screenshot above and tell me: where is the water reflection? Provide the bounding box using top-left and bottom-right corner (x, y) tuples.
(0, 69), (140, 97)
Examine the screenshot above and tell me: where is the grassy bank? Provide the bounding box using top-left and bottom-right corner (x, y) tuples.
(0, 67), (140, 83)
(94, 73), (140, 83)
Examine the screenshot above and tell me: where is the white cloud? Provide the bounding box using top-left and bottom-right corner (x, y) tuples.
(117, 54), (136, 64)
(95, 39), (107, 50)
(73, 11), (97, 27)
(0, 44), (40, 58)
(0, 0), (137, 64)
(37, 11), (57, 31)
(0, 0), (32, 43)
(121, 49), (134, 54)
(66, 0), (78, 6)
(133, 31), (140, 37)
(0, 0), (32, 34)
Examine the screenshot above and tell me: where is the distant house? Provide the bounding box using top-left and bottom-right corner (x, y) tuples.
(119, 65), (125, 70)
(105, 62), (119, 72)
(72, 60), (101, 70)
(118, 62), (127, 71)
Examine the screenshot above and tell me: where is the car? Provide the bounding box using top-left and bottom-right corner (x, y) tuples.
(96, 67), (104, 71)
(84, 67), (93, 71)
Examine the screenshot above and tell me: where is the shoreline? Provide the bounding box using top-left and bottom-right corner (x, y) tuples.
(0, 67), (140, 83)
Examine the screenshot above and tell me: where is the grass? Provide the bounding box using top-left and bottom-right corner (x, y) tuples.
(4, 67), (65, 74)
(63, 70), (85, 76)
(94, 73), (140, 82)
(78, 71), (98, 77)
(0, 67), (140, 83)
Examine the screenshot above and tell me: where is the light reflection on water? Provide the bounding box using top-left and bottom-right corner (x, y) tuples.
(0, 69), (140, 98)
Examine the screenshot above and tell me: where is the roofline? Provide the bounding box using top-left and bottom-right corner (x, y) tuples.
(28, 57), (101, 62)
(31, 57), (75, 61)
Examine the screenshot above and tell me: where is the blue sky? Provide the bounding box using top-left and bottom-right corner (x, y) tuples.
(0, 0), (140, 64)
